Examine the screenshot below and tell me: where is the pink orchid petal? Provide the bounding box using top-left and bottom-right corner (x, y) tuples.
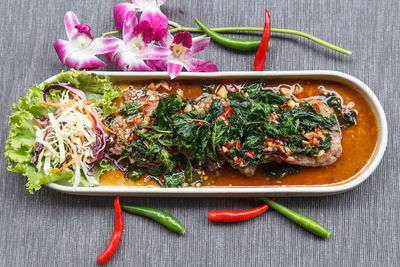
(140, 10), (168, 41)
(168, 62), (184, 79)
(133, 21), (153, 43)
(114, 51), (155, 71)
(122, 11), (138, 42)
(91, 37), (120, 54)
(54, 39), (76, 64)
(114, 3), (137, 30)
(64, 50), (107, 70)
(138, 44), (170, 60)
(191, 36), (211, 54)
(158, 31), (174, 47)
(186, 58), (218, 73)
(64, 11), (79, 40)
(146, 59), (167, 71)
(173, 31), (192, 48)
(74, 24), (94, 40)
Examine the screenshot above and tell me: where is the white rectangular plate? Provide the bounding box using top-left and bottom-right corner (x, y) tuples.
(45, 71), (387, 197)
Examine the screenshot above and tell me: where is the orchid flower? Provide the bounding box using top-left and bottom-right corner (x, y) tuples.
(114, 0), (168, 41)
(107, 13), (170, 71)
(153, 31), (218, 79)
(54, 11), (119, 70)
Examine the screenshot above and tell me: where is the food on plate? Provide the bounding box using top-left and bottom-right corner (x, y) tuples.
(5, 71), (378, 192)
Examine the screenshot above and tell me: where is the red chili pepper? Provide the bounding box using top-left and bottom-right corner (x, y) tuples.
(223, 83), (238, 92)
(275, 139), (284, 145)
(276, 145), (285, 154)
(253, 9), (271, 71)
(235, 157), (243, 164)
(312, 103), (320, 112)
(127, 134), (136, 143)
(97, 196), (123, 265)
(197, 121), (204, 126)
(236, 143), (241, 149)
(208, 204), (271, 222)
(221, 106), (234, 119)
(245, 151), (255, 159)
(272, 154), (287, 161)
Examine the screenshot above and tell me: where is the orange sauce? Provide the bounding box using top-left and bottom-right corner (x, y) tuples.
(100, 80), (378, 187)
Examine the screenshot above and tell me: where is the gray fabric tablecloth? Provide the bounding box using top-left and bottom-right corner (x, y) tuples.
(1, 0), (399, 266)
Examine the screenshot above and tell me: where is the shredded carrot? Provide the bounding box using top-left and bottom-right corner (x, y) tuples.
(77, 130), (85, 144)
(70, 92), (81, 101)
(82, 106), (95, 127)
(55, 101), (76, 118)
(90, 106), (116, 134)
(51, 97), (60, 103)
(84, 100), (95, 105)
(50, 155), (80, 174)
(34, 121), (43, 129)
(41, 102), (64, 107)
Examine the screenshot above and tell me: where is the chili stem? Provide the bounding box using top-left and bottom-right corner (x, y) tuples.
(168, 24), (351, 55)
(102, 30), (121, 37)
(260, 197), (330, 238)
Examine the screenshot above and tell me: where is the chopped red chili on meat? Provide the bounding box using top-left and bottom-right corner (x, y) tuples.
(223, 83), (238, 92)
(221, 107), (234, 119)
(312, 103), (320, 112)
(245, 151), (255, 159)
(127, 134), (136, 143)
(235, 158), (243, 164)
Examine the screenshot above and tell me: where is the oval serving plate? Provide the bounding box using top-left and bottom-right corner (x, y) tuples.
(43, 71), (387, 197)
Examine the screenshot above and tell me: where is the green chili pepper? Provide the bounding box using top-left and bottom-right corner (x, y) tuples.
(121, 205), (185, 234)
(194, 18), (262, 51)
(260, 198), (330, 238)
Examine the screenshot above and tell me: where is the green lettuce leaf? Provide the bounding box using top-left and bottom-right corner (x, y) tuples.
(4, 70), (120, 193)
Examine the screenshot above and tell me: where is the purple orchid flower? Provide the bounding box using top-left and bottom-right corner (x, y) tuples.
(54, 11), (119, 70)
(114, 0), (168, 41)
(154, 31), (218, 79)
(107, 12), (170, 71)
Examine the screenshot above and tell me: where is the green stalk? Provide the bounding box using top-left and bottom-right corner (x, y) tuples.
(168, 26), (352, 55)
(102, 30), (121, 37)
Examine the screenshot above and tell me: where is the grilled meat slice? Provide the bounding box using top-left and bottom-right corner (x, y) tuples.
(288, 99), (342, 167)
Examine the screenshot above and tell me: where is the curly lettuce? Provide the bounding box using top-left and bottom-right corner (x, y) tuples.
(4, 70), (120, 193)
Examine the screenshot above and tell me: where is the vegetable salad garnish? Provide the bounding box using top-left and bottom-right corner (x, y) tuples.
(5, 70), (120, 193)
(53, 1), (351, 77)
(34, 84), (115, 188)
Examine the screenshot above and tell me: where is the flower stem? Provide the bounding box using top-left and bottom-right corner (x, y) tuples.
(102, 30), (121, 38)
(168, 26), (352, 55)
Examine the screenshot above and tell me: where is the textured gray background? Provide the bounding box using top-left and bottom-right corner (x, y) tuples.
(0, 0), (399, 266)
